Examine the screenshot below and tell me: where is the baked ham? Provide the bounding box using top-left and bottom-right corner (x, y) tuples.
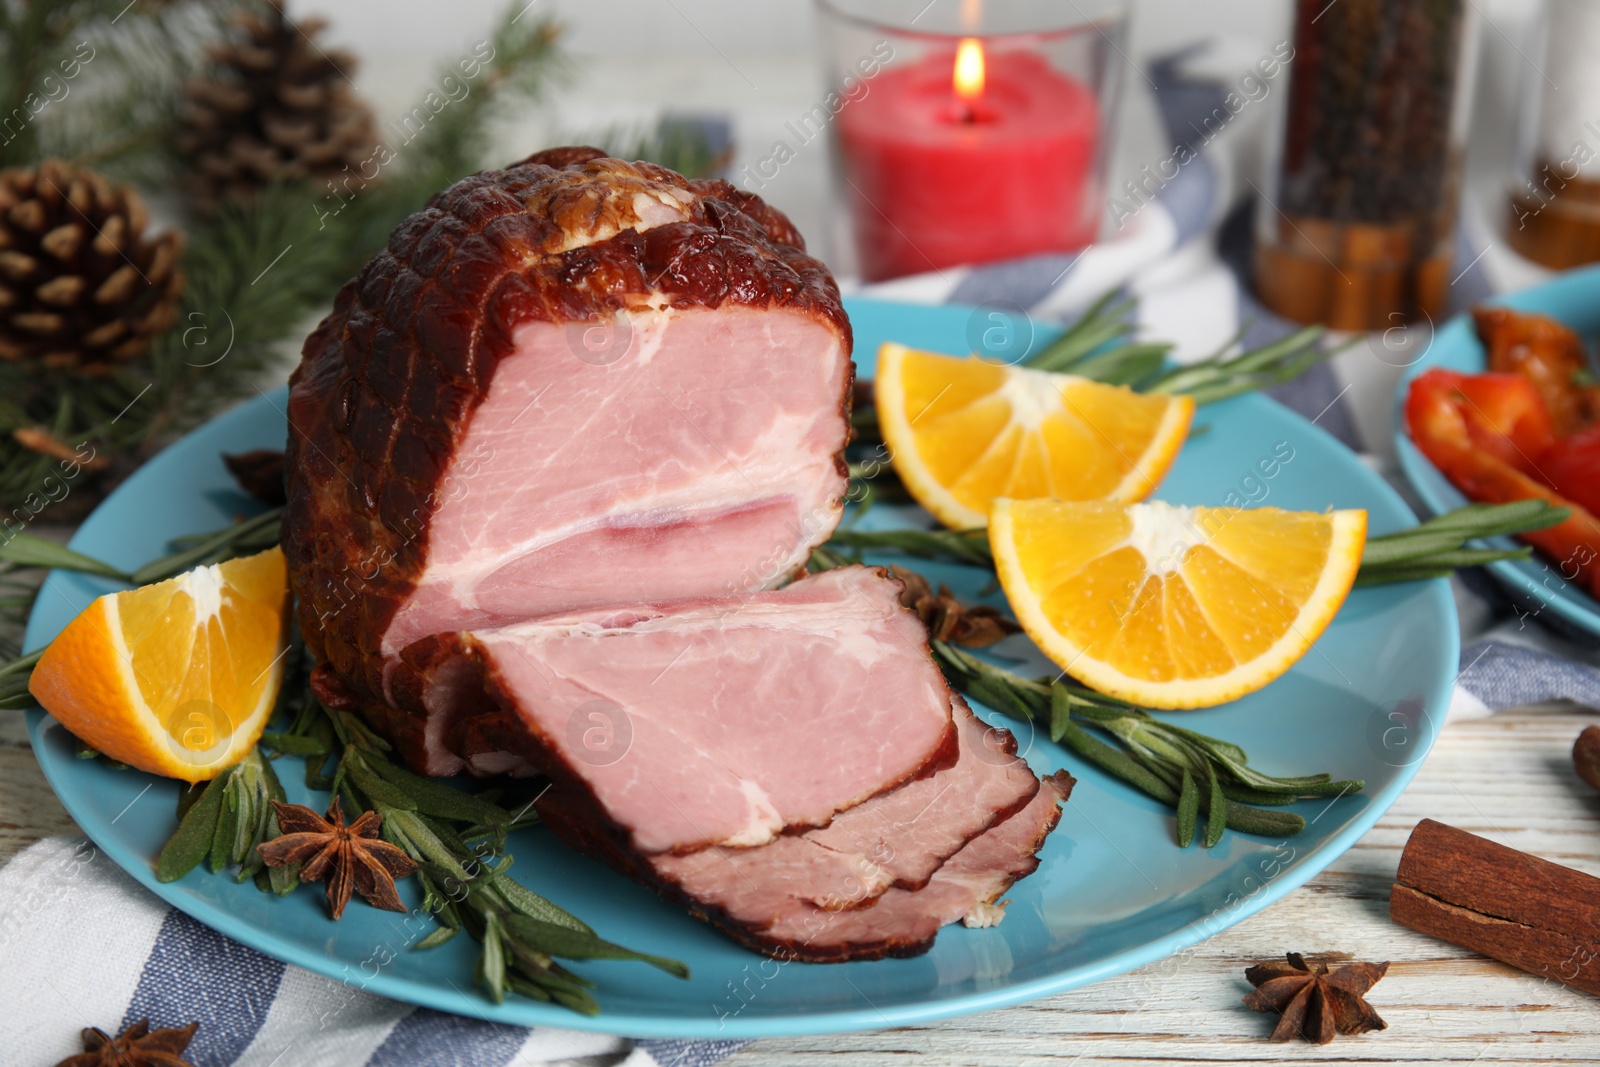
(283, 147), (1071, 963)
(285, 146), (852, 729)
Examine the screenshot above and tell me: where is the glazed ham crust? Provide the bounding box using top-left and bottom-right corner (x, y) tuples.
(284, 146), (853, 716)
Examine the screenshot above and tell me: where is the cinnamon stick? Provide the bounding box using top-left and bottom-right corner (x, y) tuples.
(1390, 818), (1600, 996)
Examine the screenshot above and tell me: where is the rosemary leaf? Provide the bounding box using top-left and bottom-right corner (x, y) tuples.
(345, 758), (418, 813)
(257, 732), (328, 757)
(1204, 766), (1227, 849)
(479, 911), (509, 1004)
(1024, 292), (1140, 373)
(1061, 344), (1171, 387)
(1146, 325), (1329, 403)
(365, 755), (513, 829)
(1220, 783), (1303, 806)
(414, 925), (459, 950)
(1176, 769), (1199, 848)
(500, 915), (690, 979)
(1052, 716), (1176, 804)
(206, 770), (242, 874)
(1222, 803), (1306, 838)
(1356, 501), (1569, 585)
(827, 527), (992, 567)
(157, 771), (229, 883)
(489, 871), (593, 934)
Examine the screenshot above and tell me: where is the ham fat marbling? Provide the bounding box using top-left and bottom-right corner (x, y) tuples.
(284, 147), (1070, 962)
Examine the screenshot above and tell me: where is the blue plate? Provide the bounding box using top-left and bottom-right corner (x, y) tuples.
(25, 297), (1455, 1038)
(1393, 265), (1600, 639)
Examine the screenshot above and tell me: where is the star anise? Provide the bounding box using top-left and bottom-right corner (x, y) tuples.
(890, 565), (1020, 647)
(257, 799), (418, 919)
(1243, 952), (1390, 1043)
(54, 1019), (198, 1067)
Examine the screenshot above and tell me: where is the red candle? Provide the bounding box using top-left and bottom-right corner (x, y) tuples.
(836, 42), (1101, 281)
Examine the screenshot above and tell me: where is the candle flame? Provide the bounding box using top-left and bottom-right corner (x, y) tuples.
(953, 38), (985, 101)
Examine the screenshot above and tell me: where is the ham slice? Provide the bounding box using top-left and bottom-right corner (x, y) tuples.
(392, 566), (960, 852)
(536, 765), (1073, 963)
(753, 773), (1073, 962)
(284, 148), (852, 738)
(645, 698), (1041, 911)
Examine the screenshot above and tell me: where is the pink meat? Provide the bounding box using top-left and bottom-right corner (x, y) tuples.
(647, 697), (1041, 913)
(383, 305), (849, 659)
(755, 772), (1074, 962)
(536, 765), (1074, 963)
(284, 148), (852, 742)
(393, 566), (959, 853)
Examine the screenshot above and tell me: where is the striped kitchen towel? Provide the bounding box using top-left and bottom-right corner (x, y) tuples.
(0, 834), (745, 1065)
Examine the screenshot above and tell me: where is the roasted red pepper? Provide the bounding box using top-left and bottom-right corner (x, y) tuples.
(1408, 369), (1557, 476)
(1406, 368), (1600, 599)
(1545, 423), (1600, 518)
(1474, 307), (1600, 436)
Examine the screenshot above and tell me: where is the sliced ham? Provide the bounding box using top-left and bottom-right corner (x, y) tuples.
(284, 148), (852, 739)
(391, 566), (959, 852)
(754, 772), (1073, 962)
(537, 765), (1073, 963)
(647, 697), (1040, 911)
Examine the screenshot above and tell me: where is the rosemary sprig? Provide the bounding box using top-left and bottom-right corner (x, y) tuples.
(1024, 293), (1333, 402)
(822, 500), (1570, 588)
(1353, 500), (1569, 585)
(1023, 291), (1145, 373)
(827, 526), (992, 568)
(849, 292), (1334, 471)
(930, 640), (1362, 847)
(1143, 325), (1333, 405)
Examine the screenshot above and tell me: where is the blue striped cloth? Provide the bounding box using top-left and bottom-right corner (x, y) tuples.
(4, 45), (1600, 1067)
(0, 835), (745, 1065)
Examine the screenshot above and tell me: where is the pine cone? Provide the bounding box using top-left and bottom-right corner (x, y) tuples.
(176, 2), (379, 213)
(0, 160), (184, 374)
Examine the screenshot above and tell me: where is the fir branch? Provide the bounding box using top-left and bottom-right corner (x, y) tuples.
(46, 2), (249, 182)
(0, 0), (239, 170)
(334, 8), (567, 260)
(588, 115), (729, 179)
(0, 1), (568, 515)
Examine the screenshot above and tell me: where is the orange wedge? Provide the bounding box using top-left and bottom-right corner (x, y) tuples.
(30, 547), (291, 781)
(875, 342), (1194, 529)
(990, 499), (1367, 709)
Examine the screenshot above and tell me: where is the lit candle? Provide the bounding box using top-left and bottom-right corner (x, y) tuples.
(835, 37), (1101, 281)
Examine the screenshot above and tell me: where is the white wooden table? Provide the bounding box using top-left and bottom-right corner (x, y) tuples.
(5, 701), (1599, 1064)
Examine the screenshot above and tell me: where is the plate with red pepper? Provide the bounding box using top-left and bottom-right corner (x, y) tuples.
(1396, 265), (1600, 637)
